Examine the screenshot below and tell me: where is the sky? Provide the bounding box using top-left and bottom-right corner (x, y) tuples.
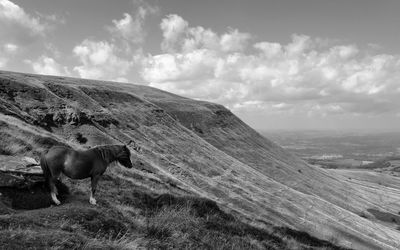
(2, 0), (400, 131)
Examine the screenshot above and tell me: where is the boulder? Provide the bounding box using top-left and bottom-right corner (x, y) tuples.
(0, 156), (56, 211)
(0, 156), (44, 188)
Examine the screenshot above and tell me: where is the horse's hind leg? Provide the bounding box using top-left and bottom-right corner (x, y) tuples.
(89, 175), (100, 205)
(49, 170), (61, 205)
(49, 177), (61, 205)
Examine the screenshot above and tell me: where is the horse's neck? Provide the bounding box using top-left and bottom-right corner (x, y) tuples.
(95, 145), (119, 164)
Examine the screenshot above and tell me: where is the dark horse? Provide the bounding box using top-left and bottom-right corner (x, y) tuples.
(40, 141), (141, 205)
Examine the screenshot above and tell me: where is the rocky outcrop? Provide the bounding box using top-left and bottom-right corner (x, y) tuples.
(0, 156), (52, 211)
(0, 156), (43, 188)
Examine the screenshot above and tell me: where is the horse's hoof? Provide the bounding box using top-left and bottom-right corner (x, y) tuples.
(53, 200), (61, 205)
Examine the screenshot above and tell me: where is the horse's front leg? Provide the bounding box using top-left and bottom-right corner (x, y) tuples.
(89, 175), (100, 205)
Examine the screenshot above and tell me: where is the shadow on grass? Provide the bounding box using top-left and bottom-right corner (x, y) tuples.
(0, 180), (69, 210)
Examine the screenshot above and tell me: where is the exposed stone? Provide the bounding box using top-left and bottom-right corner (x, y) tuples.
(0, 156), (43, 188)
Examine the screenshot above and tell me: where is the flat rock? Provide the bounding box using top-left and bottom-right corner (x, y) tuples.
(0, 156), (44, 188)
(0, 156), (42, 175)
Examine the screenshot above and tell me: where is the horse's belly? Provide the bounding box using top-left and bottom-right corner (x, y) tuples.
(63, 169), (89, 179)
(64, 171), (88, 179)
(63, 159), (91, 179)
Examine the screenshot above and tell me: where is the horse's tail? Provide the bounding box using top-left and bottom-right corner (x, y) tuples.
(40, 153), (51, 183)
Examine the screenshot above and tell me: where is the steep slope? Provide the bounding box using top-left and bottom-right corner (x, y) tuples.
(141, 88), (400, 249)
(0, 70), (400, 249)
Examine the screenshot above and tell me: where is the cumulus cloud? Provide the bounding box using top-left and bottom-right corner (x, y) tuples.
(25, 56), (70, 76)
(0, 43), (18, 67)
(110, 13), (143, 44)
(73, 39), (132, 81)
(220, 29), (251, 52)
(160, 14), (189, 52)
(141, 15), (400, 117)
(159, 14), (250, 53)
(0, 0), (52, 45)
(108, 0), (158, 51)
(108, 8), (155, 45)
(0, 0), (62, 71)
(71, 1), (158, 82)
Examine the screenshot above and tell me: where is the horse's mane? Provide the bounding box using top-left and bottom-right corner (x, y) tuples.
(92, 145), (124, 164)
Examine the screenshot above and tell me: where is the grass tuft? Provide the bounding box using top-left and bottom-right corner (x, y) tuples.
(83, 234), (143, 250)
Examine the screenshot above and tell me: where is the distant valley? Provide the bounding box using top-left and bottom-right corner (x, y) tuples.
(262, 130), (400, 170)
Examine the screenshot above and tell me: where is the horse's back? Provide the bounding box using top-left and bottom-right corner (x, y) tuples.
(41, 146), (72, 169)
(45, 146), (72, 158)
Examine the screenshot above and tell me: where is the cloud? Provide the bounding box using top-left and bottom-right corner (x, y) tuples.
(71, 0), (158, 82)
(0, 0), (61, 71)
(0, 0), (52, 45)
(110, 13), (143, 44)
(159, 14), (251, 53)
(142, 49), (218, 82)
(0, 43), (18, 67)
(160, 14), (189, 52)
(108, 0), (159, 50)
(220, 29), (251, 52)
(142, 15), (400, 117)
(3, 43), (18, 53)
(25, 56), (70, 76)
(73, 39), (132, 80)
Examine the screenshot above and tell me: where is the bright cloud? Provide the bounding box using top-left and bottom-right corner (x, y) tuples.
(0, 0), (51, 45)
(141, 15), (400, 117)
(159, 14), (251, 53)
(220, 29), (251, 52)
(109, 9), (154, 45)
(73, 39), (132, 81)
(71, 1), (158, 82)
(0, 0), (47, 33)
(25, 56), (69, 76)
(3, 43), (18, 53)
(0, 43), (18, 67)
(160, 14), (189, 52)
(0, 0), (61, 72)
(110, 13), (143, 44)
(108, 0), (158, 52)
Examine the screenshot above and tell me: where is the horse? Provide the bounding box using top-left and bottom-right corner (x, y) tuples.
(40, 140), (141, 205)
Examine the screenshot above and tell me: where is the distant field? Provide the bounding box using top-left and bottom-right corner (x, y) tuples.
(306, 158), (373, 169)
(261, 130), (400, 169)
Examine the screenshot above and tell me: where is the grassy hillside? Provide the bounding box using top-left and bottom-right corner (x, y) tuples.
(0, 168), (346, 249)
(1, 70), (400, 249)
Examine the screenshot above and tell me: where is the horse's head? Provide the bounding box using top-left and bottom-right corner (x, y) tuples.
(127, 140), (141, 153)
(117, 145), (134, 169)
